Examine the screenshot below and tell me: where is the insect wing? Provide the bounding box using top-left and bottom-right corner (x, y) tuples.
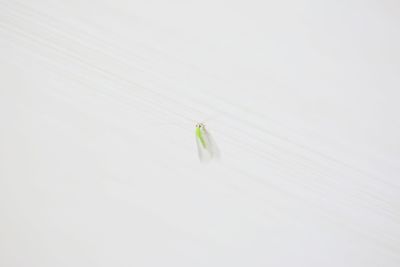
(196, 130), (212, 162)
(203, 129), (220, 160)
(195, 127), (220, 162)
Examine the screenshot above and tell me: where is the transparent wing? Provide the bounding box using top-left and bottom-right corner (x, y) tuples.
(202, 129), (220, 160)
(195, 128), (220, 163)
(196, 132), (213, 163)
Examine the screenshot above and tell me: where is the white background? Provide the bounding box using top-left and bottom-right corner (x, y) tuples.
(1, 0), (400, 266)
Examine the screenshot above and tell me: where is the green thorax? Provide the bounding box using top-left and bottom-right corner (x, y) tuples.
(196, 126), (207, 148)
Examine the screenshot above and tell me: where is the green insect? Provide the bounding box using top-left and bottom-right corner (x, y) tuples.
(195, 123), (220, 162)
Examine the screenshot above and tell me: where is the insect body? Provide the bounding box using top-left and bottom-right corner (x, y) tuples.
(195, 123), (219, 162)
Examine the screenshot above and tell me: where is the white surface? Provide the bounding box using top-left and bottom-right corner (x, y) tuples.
(1, 1), (400, 266)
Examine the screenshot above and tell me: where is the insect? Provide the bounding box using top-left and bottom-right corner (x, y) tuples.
(195, 123), (220, 162)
